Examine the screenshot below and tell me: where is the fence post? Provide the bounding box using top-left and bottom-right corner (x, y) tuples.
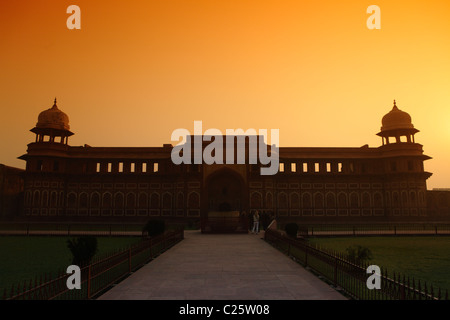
(149, 238), (153, 259)
(334, 256), (338, 286)
(164, 233), (167, 250)
(305, 245), (308, 267)
(400, 279), (405, 300)
(87, 264), (92, 300)
(128, 248), (132, 273)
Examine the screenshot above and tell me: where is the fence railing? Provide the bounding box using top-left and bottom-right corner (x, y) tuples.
(0, 222), (159, 236)
(290, 223), (450, 237)
(264, 228), (449, 300)
(3, 229), (184, 300)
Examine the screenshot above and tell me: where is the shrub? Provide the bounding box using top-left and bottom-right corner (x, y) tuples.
(285, 222), (299, 238)
(346, 245), (373, 263)
(67, 236), (98, 266)
(142, 219), (166, 237)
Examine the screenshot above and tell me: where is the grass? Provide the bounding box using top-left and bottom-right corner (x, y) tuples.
(0, 236), (142, 295)
(307, 236), (450, 293)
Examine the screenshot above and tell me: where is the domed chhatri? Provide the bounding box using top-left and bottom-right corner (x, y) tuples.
(380, 100), (414, 132)
(36, 98), (70, 131)
(377, 100), (419, 145)
(30, 98), (73, 145)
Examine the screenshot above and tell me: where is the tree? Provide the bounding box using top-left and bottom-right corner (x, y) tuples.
(67, 236), (98, 266)
(284, 222), (299, 238)
(346, 245), (373, 264)
(142, 219), (166, 237)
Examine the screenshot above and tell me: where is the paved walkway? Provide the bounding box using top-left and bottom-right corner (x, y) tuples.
(98, 230), (346, 300)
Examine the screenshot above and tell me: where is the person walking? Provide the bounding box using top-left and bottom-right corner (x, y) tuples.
(251, 210), (260, 234)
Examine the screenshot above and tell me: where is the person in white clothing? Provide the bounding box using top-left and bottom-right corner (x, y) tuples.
(251, 210), (260, 234)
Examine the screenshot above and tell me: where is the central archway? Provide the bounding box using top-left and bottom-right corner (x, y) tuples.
(202, 168), (248, 233)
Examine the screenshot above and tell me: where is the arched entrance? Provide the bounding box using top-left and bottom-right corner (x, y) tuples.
(202, 168), (248, 233)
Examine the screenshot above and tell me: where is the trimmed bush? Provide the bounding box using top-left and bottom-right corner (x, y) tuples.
(142, 219), (165, 237)
(346, 245), (373, 263)
(285, 222), (299, 238)
(67, 236), (98, 266)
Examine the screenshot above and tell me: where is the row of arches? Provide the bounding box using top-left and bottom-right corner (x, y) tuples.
(250, 190), (426, 209)
(25, 190), (201, 210)
(24, 189), (427, 210)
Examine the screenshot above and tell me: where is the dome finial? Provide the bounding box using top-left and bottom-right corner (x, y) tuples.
(393, 99), (398, 110)
(52, 97), (58, 109)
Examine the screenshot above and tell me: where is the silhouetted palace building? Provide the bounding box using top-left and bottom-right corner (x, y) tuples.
(2, 99), (450, 223)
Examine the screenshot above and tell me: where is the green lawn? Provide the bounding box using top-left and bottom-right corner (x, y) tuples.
(308, 236), (450, 293)
(0, 236), (141, 295)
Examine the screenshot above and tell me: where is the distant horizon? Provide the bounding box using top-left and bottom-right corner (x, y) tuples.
(1, 1), (449, 189)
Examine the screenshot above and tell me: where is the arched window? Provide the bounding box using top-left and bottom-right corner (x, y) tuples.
(126, 193), (136, 209)
(302, 193), (312, 208)
(163, 193), (172, 209)
(410, 191), (417, 206)
(278, 193), (288, 209)
(41, 191), (48, 207)
(50, 191), (58, 207)
(326, 193), (336, 208)
(338, 193), (347, 208)
(419, 191), (425, 205)
(33, 190), (41, 206)
(79, 193), (88, 208)
(91, 193), (100, 208)
(138, 193), (148, 208)
(25, 191), (32, 206)
(290, 193), (300, 209)
(314, 193), (324, 209)
(150, 193), (160, 209)
(402, 191), (408, 206)
(392, 192), (399, 207)
(114, 193), (124, 209)
(251, 192), (263, 208)
(188, 192), (200, 209)
(350, 192), (359, 208)
(67, 193), (77, 208)
(59, 192), (65, 207)
(374, 193), (383, 207)
(103, 193), (112, 208)
(362, 192), (371, 207)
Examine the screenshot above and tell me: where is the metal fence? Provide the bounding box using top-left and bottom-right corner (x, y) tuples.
(264, 228), (449, 300)
(290, 223), (450, 237)
(3, 229), (184, 300)
(0, 222), (152, 236)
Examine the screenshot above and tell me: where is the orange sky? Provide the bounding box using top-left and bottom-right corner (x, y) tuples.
(1, 0), (449, 189)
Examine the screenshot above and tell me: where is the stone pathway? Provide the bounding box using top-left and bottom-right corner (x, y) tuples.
(98, 230), (346, 300)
